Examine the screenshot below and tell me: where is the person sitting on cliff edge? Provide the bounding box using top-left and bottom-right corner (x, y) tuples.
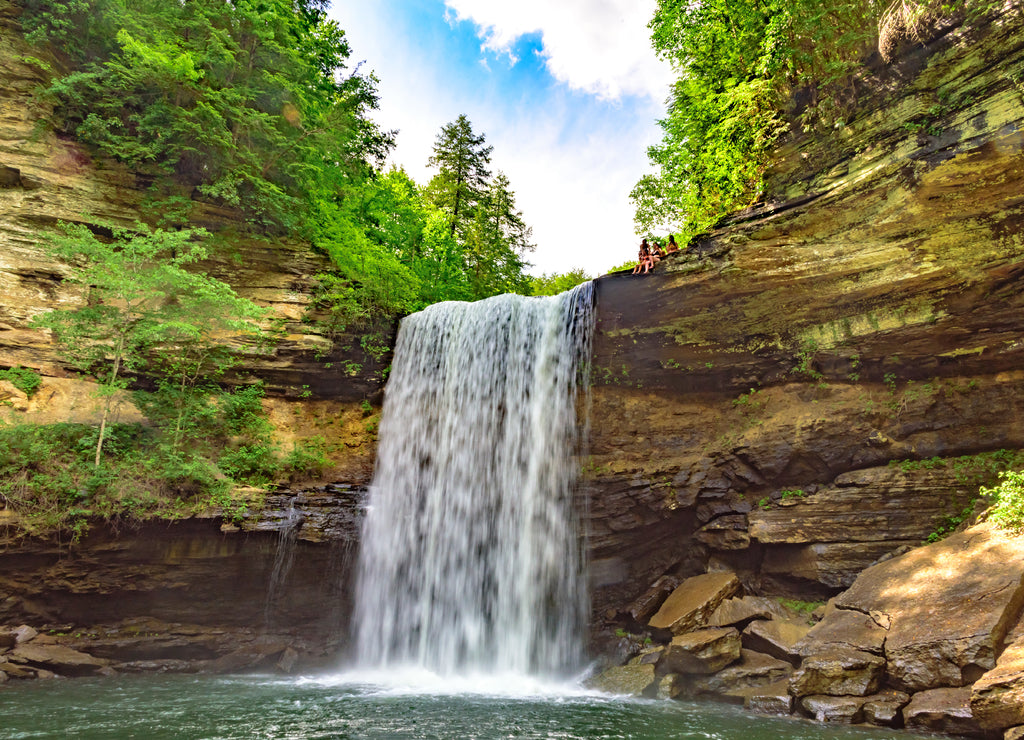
(632, 239), (654, 274)
(665, 235), (679, 254)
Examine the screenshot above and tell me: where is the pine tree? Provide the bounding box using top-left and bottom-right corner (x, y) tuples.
(425, 114), (493, 239)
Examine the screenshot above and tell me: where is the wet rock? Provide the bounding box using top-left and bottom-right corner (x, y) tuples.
(0, 660), (35, 678)
(742, 619), (810, 665)
(648, 572), (741, 635)
(585, 663), (657, 697)
(10, 643), (110, 676)
(656, 673), (685, 700)
(800, 695), (866, 723)
(862, 689), (911, 727)
(114, 659), (199, 674)
(276, 647), (299, 673)
(661, 627), (741, 674)
(972, 636), (1024, 730)
(836, 523), (1024, 692)
(688, 649), (792, 696)
(789, 648), (885, 697)
(903, 687), (985, 737)
(742, 678), (794, 715)
(628, 647), (663, 666)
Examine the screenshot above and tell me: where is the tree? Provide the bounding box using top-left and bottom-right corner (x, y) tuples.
(34, 224), (265, 466)
(425, 114), (493, 239)
(465, 172), (534, 297)
(633, 0), (889, 240)
(530, 269), (591, 297)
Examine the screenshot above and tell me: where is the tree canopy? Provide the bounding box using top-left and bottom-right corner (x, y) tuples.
(632, 0), (893, 241)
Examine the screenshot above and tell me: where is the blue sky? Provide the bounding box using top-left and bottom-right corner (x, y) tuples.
(329, 0), (672, 277)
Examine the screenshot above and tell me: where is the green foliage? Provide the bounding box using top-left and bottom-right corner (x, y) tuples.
(982, 470), (1024, 534)
(634, 0), (896, 238)
(30, 0), (390, 233)
(778, 598), (825, 623)
(530, 269), (591, 297)
(33, 223), (265, 465)
(283, 436), (328, 478)
(0, 366), (43, 398)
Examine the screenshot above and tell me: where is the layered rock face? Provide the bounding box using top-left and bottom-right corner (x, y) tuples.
(585, 4), (1024, 625)
(582, 6), (1024, 735)
(0, 1), (390, 403)
(0, 486), (364, 675)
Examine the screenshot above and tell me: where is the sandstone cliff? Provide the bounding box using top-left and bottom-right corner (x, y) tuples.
(586, 1), (1024, 623)
(0, 0), (385, 482)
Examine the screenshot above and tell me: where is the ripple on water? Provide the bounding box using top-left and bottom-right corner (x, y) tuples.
(1, 673), (939, 740)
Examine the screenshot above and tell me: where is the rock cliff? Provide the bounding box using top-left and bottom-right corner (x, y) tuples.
(585, 1), (1024, 623)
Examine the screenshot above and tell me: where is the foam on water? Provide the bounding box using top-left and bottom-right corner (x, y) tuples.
(353, 284), (595, 681)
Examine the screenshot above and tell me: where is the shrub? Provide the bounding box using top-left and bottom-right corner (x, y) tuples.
(0, 366), (43, 398)
(982, 470), (1024, 534)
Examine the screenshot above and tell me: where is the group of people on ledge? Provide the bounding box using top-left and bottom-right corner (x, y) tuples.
(632, 235), (679, 274)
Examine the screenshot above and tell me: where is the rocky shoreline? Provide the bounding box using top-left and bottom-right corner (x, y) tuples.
(588, 521), (1024, 737)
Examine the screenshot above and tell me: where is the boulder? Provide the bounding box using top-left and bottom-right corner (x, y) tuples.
(742, 679), (794, 715)
(625, 575), (681, 626)
(0, 630), (15, 650)
(836, 523), (1024, 692)
(800, 695), (866, 723)
(742, 619), (810, 665)
(13, 625), (38, 643)
(972, 636), (1024, 730)
(903, 687), (985, 737)
(628, 647), (663, 666)
(688, 649), (792, 696)
(585, 663), (657, 697)
(862, 689), (911, 727)
(661, 627), (741, 674)
(708, 596), (792, 628)
(1006, 727), (1024, 740)
(0, 660), (35, 678)
(793, 608), (887, 657)
(648, 572), (741, 635)
(655, 673), (685, 700)
(789, 647), (885, 697)
(10, 643), (110, 676)
(276, 647), (299, 674)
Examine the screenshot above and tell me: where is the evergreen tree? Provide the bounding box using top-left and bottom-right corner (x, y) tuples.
(425, 114), (493, 239)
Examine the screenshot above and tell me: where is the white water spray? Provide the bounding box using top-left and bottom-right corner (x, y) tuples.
(354, 283), (594, 679)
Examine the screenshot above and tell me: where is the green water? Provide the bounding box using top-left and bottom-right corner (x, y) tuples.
(0, 673), (941, 740)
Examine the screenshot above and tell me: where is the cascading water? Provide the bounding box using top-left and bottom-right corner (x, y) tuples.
(354, 283), (595, 679)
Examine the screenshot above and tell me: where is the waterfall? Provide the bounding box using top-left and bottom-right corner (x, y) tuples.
(354, 283), (594, 678)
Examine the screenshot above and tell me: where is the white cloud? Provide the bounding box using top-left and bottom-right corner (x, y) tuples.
(443, 0), (672, 102)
